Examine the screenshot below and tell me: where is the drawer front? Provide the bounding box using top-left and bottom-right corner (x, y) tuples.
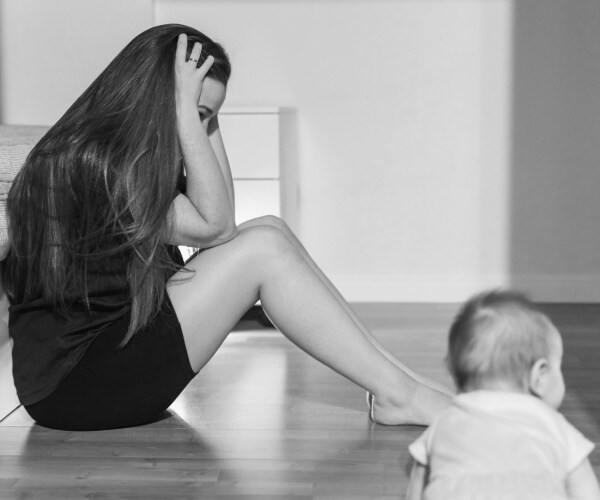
(219, 113), (279, 179)
(234, 180), (280, 224)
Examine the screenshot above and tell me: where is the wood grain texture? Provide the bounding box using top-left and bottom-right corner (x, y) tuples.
(0, 303), (598, 499)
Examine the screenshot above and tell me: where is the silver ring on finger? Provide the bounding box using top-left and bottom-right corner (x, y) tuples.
(189, 57), (198, 63)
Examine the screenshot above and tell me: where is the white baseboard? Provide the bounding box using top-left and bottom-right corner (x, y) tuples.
(331, 274), (600, 303)
(331, 275), (507, 303)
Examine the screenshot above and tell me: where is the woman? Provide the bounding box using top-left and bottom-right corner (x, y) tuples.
(3, 24), (451, 431)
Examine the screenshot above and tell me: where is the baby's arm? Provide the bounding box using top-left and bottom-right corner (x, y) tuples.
(406, 460), (427, 500)
(566, 458), (600, 500)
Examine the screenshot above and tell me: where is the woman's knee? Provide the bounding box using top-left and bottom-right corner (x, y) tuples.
(239, 215), (291, 234)
(237, 223), (295, 263)
(238, 222), (288, 247)
(259, 214), (288, 230)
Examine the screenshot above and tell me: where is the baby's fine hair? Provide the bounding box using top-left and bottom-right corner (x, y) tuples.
(447, 290), (556, 391)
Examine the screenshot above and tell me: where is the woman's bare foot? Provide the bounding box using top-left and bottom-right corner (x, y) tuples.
(370, 384), (452, 426)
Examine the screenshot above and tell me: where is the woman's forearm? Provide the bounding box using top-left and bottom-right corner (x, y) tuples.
(177, 104), (235, 234)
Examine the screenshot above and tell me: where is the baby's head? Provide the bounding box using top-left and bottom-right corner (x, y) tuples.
(447, 290), (565, 408)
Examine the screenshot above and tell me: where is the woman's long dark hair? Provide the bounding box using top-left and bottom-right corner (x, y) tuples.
(3, 24), (231, 345)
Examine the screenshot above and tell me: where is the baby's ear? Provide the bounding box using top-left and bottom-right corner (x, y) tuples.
(528, 358), (549, 398)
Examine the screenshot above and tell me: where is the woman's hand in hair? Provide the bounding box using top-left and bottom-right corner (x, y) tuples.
(174, 33), (214, 111)
(170, 34), (237, 248)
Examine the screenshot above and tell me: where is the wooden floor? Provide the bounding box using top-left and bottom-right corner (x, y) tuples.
(1, 303), (599, 499)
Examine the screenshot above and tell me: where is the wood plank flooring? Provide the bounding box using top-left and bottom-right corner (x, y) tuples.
(0, 303), (599, 499)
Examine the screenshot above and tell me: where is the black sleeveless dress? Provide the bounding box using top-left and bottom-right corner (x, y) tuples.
(8, 246), (196, 431)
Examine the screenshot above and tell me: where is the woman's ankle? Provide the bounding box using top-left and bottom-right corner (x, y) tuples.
(370, 379), (451, 426)
(372, 375), (419, 410)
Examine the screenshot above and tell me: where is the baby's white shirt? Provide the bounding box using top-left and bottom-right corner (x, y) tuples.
(409, 391), (594, 500)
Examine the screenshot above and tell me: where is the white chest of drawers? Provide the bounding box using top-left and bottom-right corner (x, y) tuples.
(219, 107), (282, 225)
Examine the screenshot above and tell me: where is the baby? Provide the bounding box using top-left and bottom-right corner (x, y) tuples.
(407, 290), (599, 500)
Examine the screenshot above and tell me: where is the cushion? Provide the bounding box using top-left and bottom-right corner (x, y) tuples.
(0, 125), (49, 261)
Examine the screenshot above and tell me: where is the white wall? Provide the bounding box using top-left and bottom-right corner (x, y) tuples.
(0, 0), (153, 124)
(1, 0), (599, 303)
(508, 0), (600, 301)
(156, 0), (514, 302)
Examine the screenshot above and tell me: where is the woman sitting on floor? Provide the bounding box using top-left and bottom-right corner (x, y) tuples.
(3, 24), (451, 431)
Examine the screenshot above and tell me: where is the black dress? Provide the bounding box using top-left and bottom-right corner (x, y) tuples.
(8, 246), (196, 431)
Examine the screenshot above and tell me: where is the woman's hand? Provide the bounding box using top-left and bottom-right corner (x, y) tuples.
(174, 33), (214, 111)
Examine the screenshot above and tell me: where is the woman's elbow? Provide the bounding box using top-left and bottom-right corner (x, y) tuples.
(200, 217), (238, 247)
(213, 221), (239, 245)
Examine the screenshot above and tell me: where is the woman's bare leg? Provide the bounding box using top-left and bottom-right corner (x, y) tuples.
(167, 223), (450, 425)
(237, 215), (455, 398)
